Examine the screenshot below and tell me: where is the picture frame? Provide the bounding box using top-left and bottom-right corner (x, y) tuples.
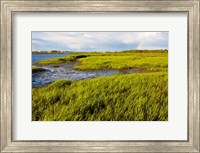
(0, 0), (199, 152)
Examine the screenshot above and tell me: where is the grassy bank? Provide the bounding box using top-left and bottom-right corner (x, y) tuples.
(34, 51), (168, 72)
(32, 72), (168, 121)
(34, 56), (77, 65)
(74, 54), (167, 71)
(34, 55), (87, 65)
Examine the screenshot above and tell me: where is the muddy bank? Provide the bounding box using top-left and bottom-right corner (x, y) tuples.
(32, 62), (148, 88)
(32, 62), (121, 87)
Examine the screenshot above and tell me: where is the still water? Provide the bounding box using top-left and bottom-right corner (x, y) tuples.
(32, 54), (69, 63)
(32, 54), (121, 88)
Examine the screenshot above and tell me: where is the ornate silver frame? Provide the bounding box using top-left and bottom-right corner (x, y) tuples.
(1, 0), (199, 152)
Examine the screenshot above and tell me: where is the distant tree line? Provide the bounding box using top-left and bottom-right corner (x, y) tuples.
(121, 49), (168, 53)
(32, 49), (168, 54)
(32, 50), (69, 54)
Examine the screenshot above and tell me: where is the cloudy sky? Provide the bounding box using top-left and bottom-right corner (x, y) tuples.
(32, 32), (168, 52)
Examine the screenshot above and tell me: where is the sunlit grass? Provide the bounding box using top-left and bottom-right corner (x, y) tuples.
(35, 56), (76, 65)
(74, 54), (168, 71)
(34, 55), (88, 65)
(32, 50), (168, 121)
(32, 72), (168, 121)
(35, 51), (168, 72)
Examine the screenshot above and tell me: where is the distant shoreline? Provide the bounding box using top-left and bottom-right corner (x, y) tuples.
(32, 52), (70, 54)
(32, 49), (168, 54)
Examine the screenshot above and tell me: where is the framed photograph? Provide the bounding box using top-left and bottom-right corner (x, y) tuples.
(1, 0), (199, 152)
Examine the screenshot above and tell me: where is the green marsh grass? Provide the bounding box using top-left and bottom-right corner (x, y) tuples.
(34, 55), (88, 65)
(35, 56), (76, 65)
(34, 51), (168, 72)
(74, 54), (168, 71)
(32, 50), (168, 121)
(32, 72), (168, 121)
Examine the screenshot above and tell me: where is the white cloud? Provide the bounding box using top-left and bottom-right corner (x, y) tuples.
(32, 32), (168, 51)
